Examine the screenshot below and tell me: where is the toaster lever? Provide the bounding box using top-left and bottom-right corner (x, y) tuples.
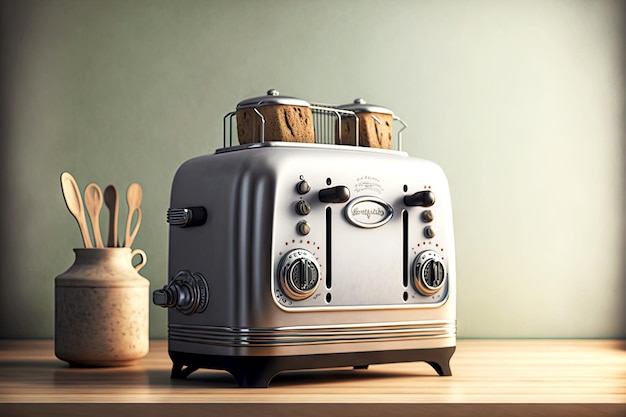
(404, 190), (435, 207)
(318, 186), (350, 203)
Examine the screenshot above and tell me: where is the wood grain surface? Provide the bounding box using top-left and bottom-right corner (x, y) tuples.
(1, 339), (624, 416)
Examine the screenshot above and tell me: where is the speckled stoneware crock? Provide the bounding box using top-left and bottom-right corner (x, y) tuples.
(55, 248), (149, 366)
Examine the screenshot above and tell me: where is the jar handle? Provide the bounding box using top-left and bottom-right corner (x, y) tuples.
(131, 249), (147, 272)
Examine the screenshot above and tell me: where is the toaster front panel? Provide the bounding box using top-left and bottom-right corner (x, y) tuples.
(270, 146), (455, 311)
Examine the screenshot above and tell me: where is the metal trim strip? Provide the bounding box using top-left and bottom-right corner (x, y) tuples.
(169, 320), (456, 347)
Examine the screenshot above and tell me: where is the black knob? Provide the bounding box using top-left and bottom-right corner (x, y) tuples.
(152, 288), (173, 307)
(404, 190), (435, 207)
(152, 271), (209, 316)
(167, 207), (207, 227)
(318, 186), (350, 203)
(295, 200), (311, 215)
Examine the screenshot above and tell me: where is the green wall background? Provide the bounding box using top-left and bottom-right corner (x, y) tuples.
(1, 0), (624, 339)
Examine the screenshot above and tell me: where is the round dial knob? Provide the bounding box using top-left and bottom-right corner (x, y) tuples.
(413, 250), (446, 295)
(423, 226), (436, 239)
(295, 200), (311, 215)
(296, 180), (311, 194)
(296, 220), (310, 235)
(278, 249), (321, 300)
(421, 210), (434, 223)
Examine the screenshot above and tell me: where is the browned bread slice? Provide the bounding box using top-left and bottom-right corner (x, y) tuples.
(338, 112), (393, 149)
(237, 105), (315, 144)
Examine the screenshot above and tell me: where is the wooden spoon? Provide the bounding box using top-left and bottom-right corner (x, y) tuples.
(123, 183), (143, 248)
(104, 185), (119, 247)
(84, 183), (104, 248)
(60, 172), (92, 248)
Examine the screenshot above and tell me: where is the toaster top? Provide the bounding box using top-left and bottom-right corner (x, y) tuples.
(215, 141), (410, 156)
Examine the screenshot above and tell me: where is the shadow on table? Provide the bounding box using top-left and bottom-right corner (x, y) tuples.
(157, 364), (436, 388)
(2, 356), (443, 389)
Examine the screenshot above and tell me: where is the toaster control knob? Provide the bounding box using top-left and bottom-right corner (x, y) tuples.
(167, 207), (207, 227)
(296, 180), (311, 194)
(296, 220), (310, 235)
(152, 270), (210, 315)
(413, 251), (446, 296)
(423, 226), (436, 239)
(278, 249), (321, 300)
(295, 200), (311, 215)
(318, 185), (350, 203)
(421, 210), (434, 223)
(405, 190), (435, 207)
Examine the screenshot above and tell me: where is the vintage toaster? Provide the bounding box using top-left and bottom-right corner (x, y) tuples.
(153, 91), (456, 387)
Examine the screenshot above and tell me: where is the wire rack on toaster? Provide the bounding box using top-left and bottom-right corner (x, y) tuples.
(222, 103), (407, 150)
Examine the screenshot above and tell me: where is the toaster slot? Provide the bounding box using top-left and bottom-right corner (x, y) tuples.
(402, 209), (409, 289)
(325, 207), (332, 290)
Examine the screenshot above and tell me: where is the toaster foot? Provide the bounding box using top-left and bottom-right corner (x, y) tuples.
(428, 358), (452, 376)
(169, 346), (455, 388)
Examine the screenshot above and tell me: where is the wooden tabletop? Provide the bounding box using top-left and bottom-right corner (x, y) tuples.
(1, 339), (624, 416)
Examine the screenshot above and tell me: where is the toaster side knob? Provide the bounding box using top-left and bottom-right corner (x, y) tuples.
(152, 270), (209, 315)
(167, 207), (207, 227)
(404, 190), (435, 207)
(318, 185), (350, 203)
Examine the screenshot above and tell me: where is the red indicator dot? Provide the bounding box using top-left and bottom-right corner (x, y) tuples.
(417, 243), (421, 247)
(435, 243), (439, 247)
(292, 239), (295, 243)
(317, 246), (320, 250)
(307, 240), (310, 244)
(285, 242), (288, 246)
(441, 248), (444, 251)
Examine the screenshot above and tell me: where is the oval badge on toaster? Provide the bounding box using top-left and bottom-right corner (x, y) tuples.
(345, 196), (393, 228)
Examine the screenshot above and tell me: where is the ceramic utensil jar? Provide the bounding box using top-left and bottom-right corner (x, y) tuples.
(55, 248), (149, 366)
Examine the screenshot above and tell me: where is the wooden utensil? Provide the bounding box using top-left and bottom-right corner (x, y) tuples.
(84, 183), (104, 248)
(123, 183), (143, 248)
(104, 185), (119, 247)
(60, 172), (92, 248)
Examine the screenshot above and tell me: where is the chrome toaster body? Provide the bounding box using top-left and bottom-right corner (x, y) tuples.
(154, 141), (456, 387)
